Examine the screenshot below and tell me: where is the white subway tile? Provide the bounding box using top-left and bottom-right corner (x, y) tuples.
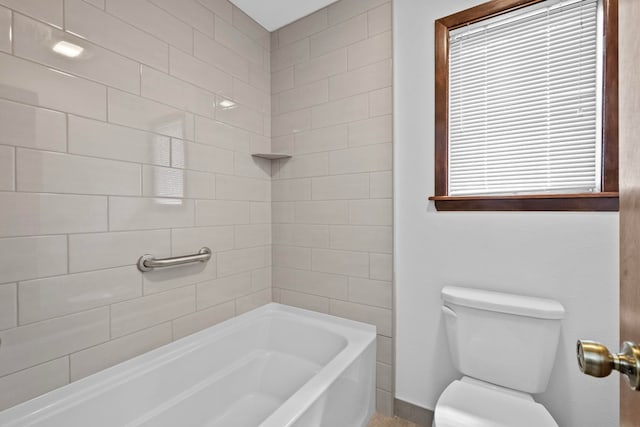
(0, 99), (66, 152)
(17, 149), (141, 196)
(280, 290), (329, 313)
(377, 361), (392, 391)
(110, 286), (195, 337)
(329, 59), (392, 100)
(233, 78), (268, 113)
(141, 66), (215, 118)
(231, 6), (269, 50)
(369, 86), (392, 117)
(273, 245), (311, 269)
(368, 2), (392, 36)
(327, 0), (388, 25)
(272, 109), (311, 137)
(312, 174), (369, 200)
(195, 116), (250, 151)
(193, 31), (249, 82)
(0, 0), (62, 28)
(0, 308), (109, 376)
(0, 236), (67, 282)
(68, 116), (169, 166)
(370, 171), (392, 198)
(108, 89), (194, 140)
(330, 225), (392, 253)
(349, 277), (392, 308)
(348, 32), (392, 70)
(275, 80), (328, 114)
(142, 165), (215, 199)
(312, 93), (368, 128)
(172, 301), (235, 339)
(13, 14), (140, 94)
(0, 52), (106, 119)
(294, 124), (348, 154)
(309, 14), (367, 58)
(272, 178), (311, 201)
(250, 202), (271, 223)
(0, 6), (10, 53)
(171, 226), (234, 255)
(233, 154), (271, 180)
(195, 200), (251, 226)
(370, 252), (392, 281)
(215, 16), (263, 65)
(0, 145), (13, 191)
(235, 224), (270, 248)
(274, 267), (348, 299)
(278, 9), (328, 46)
(312, 248), (369, 277)
(272, 38), (309, 72)
(171, 140), (234, 174)
(235, 288), (271, 314)
(70, 323), (172, 381)
(217, 246), (266, 277)
(196, 272), (251, 309)
(0, 284), (16, 331)
(109, 197), (195, 231)
(169, 47), (232, 96)
(215, 102), (263, 135)
(249, 61), (270, 93)
(377, 335), (392, 364)
(0, 193), (107, 237)
(149, 0), (214, 37)
(106, 0), (193, 53)
(142, 253), (216, 294)
(348, 115), (392, 146)
(251, 267), (271, 291)
(19, 266), (142, 325)
(349, 199), (392, 225)
(272, 68), (294, 94)
(216, 175), (271, 201)
(276, 153), (328, 179)
(65, 0), (168, 71)
(0, 357), (68, 412)
(273, 202), (295, 223)
(197, 0), (232, 22)
(295, 200), (349, 224)
(329, 143), (392, 175)
(69, 230), (170, 273)
(294, 49), (348, 86)
(329, 299), (391, 336)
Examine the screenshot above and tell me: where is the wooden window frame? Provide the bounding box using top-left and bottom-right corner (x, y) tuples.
(430, 0), (619, 212)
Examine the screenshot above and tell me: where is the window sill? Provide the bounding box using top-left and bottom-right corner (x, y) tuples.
(428, 192), (619, 212)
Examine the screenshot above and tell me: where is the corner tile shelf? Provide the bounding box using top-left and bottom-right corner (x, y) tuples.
(251, 153), (292, 160)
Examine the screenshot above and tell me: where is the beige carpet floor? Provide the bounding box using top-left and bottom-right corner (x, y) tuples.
(367, 412), (422, 427)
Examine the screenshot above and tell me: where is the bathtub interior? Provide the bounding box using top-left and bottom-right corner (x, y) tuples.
(0, 305), (373, 427)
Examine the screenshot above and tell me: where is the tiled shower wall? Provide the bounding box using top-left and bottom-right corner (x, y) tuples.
(0, 0), (272, 409)
(270, 0), (394, 415)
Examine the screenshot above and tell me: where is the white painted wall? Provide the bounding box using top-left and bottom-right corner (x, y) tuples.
(393, 1), (620, 426)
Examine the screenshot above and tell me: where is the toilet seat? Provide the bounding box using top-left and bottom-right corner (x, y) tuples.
(434, 378), (558, 427)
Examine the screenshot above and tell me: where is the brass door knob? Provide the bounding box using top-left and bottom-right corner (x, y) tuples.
(577, 340), (640, 390)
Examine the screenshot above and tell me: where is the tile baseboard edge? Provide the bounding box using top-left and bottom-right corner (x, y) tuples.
(394, 398), (434, 426)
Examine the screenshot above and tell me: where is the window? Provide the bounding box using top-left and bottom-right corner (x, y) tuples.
(431, 0), (618, 211)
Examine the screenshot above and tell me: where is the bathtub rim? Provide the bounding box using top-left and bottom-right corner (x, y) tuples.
(0, 303), (377, 427)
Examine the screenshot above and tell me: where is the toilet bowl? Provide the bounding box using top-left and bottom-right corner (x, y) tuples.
(433, 286), (565, 427)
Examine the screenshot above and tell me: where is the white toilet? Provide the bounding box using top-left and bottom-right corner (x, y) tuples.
(433, 286), (565, 427)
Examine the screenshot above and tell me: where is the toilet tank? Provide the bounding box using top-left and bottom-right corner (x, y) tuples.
(441, 286), (565, 394)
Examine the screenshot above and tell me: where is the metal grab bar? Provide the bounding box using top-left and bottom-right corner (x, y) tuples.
(137, 247), (212, 272)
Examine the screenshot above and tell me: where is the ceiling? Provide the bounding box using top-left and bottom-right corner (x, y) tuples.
(228, 0), (340, 32)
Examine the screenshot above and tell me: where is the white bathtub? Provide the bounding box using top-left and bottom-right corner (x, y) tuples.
(0, 303), (376, 427)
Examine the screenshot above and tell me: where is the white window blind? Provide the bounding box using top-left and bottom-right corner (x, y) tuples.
(448, 0), (601, 196)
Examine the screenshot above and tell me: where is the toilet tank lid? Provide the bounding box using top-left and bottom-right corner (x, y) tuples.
(441, 286), (565, 320)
